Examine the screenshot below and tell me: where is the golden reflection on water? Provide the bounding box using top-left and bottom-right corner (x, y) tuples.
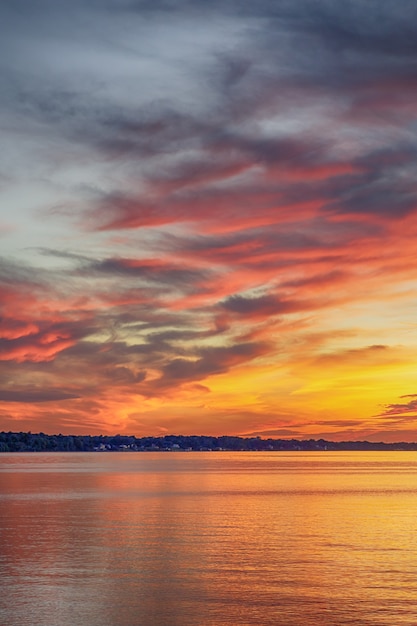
(1, 452), (417, 625)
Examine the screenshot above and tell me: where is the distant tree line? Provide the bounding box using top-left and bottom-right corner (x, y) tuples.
(0, 431), (416, 452)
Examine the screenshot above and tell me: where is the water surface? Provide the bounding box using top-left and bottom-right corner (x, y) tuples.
(1, 451), (417, 625)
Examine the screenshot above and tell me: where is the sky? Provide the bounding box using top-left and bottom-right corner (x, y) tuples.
(1, 0), (417, 441)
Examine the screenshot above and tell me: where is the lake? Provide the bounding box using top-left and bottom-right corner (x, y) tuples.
(1, 451), (417, 625)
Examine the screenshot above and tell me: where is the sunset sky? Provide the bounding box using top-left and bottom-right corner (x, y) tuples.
(1, 0), (417, 441)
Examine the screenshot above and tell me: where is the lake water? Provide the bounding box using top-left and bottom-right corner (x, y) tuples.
(1, 451), (417, 625)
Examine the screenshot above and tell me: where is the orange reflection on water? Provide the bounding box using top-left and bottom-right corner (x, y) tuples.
(2, 451), (417, 625)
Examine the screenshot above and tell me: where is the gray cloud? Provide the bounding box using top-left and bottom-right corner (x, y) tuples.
(0, 388), (79, 403)
(377, 396), (417, 417)
(2, 0), (416, 234)
(159, 341), (269, 385)
(90, 257), (209, 287)
(221, 294), (301, 317)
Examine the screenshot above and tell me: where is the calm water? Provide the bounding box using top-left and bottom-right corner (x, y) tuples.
(1, 452), (417, 626)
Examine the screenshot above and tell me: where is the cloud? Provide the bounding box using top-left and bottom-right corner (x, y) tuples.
(89, 256), (209, 288)
(221, 294), (303, 318)
(0, 332), (76, 363)
(244, 428), (303, 438)
(377, 395), (417, 417)
(0, 388), (79, 403)
(312, 344), (390, 367)
(312, 420), (367, 427)
(157, 341), (270, 387)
